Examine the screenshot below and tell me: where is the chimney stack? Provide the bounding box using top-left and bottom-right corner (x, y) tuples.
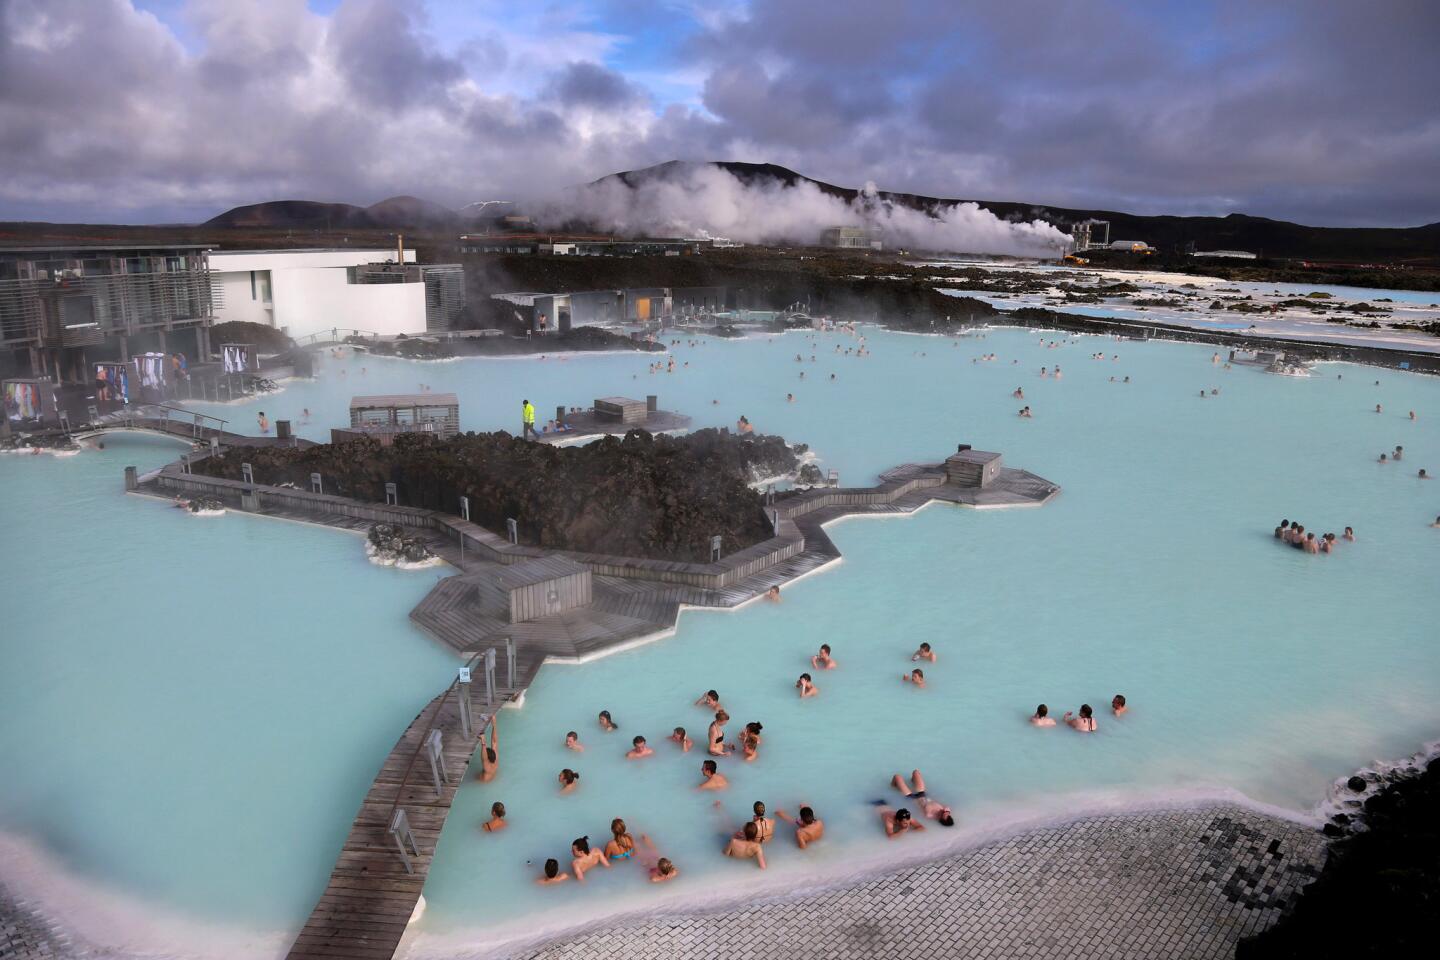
(396, 233), (405, 264)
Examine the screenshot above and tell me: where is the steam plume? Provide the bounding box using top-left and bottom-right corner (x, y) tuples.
(540, 165), (1071, 256)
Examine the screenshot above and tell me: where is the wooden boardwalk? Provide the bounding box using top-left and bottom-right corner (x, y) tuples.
(130, 446), (1057, 960)
(72, 408), (316, 449)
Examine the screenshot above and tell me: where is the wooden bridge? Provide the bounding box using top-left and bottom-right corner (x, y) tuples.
(70, 404), (316, 449)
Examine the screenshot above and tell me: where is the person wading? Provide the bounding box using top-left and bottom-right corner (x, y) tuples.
(522, 398), (538, 440)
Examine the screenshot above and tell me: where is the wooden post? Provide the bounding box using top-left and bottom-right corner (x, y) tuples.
(124, 466), (137, 491)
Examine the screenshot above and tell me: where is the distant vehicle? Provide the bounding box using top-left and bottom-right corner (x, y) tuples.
(1062, 254), (1089, 265)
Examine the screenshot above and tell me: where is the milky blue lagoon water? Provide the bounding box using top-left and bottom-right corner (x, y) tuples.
(3, 323), (1438, 957)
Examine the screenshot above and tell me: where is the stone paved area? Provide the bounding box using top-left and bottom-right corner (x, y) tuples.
(0, 885), (90, 960)
(515, 805), (1326, 960)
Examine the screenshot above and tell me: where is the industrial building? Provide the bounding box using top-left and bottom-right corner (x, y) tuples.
(492, 286), (726, 331)
(821, 226), (883, 250)
(460, 236), (707, 257)
(1108, 240), (1153, 253)
(1192, 249), (1258, 260)
(1069, 219), (1111, 252)
(209, 247), (465, 339)
(0, 243), (217, 382)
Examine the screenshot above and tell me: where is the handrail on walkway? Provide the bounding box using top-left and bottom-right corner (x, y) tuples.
(292, 328), (382, 347)
(384, 641), (513, 873)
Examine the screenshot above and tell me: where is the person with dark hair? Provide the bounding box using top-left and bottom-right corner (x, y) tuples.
(570, 836), (610, 881)
(558, 768), (581, 793)
(776, 805), (825, 848)
(481, 801), (506, 832)
(1111, 695), (1128, 716)
(698, 759), (729, 791)
(740, 722), (764, 762)
(722, 821), (767, 869)
(1275, 519), (1290, 539)
(903, 668), (926, 688)
(796, 673), (818, 698)
(731, 801), (774, 844)
(695, 690), (722, 710)
(668, 726), (693, 751)
(1031, 704), (1056, 727)
(536, 858), (570, 885)
(890, 770), (955, 827)
(476, 714), (499, 782)
(707, 710), (731, 756)
(627, 735), (654, 759)
(598, 710), (617, 732)
(912, 642), (936, 663)
(1064, 704), (1097, 733)
(882, 806), (926, 838)
(564, 731), (584, 752)
(811, 644), (836, 670)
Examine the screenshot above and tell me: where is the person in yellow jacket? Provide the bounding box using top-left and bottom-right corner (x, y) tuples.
(522, 399), (538, 439)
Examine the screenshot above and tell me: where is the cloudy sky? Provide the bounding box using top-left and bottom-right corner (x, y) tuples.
(1, 0), (1436, 226)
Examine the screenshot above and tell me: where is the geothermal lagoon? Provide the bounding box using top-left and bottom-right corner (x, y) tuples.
(2, 320), (1439, 957)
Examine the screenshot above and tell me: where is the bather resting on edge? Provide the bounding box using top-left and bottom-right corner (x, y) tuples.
(890, 770), (955, 826)
(476, 713), (499, 782)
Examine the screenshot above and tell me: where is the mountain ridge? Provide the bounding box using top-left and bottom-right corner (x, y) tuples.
(198, 160), (1439, 262)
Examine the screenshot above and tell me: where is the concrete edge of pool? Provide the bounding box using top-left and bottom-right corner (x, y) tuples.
(119, 441), (1056, 960)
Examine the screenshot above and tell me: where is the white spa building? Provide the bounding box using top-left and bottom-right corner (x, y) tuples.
(209, 248), (464, 340)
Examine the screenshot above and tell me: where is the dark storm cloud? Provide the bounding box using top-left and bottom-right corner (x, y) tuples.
(0, 0), (1435, 225)
(547, 61), (642, 108)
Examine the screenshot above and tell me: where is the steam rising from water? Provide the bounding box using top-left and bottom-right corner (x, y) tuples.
(540, 165), (1072, 256)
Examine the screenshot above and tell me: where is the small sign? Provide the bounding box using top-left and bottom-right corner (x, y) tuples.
(458, 667), (471, 683)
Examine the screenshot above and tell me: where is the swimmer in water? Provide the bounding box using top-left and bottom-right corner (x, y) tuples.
(598, 710), (617, 732)
(708, 710), (731, 756)
(786, 393), (794, 402)
(1111, 694), (1128, 716)
(722, 822), (767, 869)
(1063, 704), (1097, 733)
(1420, 469), (1430, 479)
(732, 800), (775, 844)
(903, 668), (926, 688)
(796, 673), (818, 698)
(766, 585), (781, 602)
(1031, 704), (1056, 727)
(481, 801), (506, 832)
(564, 731), (584, 752)
(776, 805), (825, 848)
(1394, 446), (1403, 460)
(881, 806), (925, 838)
(649, 857), (678, 883)
(912, 642), (936, 663)
(536, 858), (570, 885)
(740, 722), (763, 761)
(476, 713), (499, 782)
(811, 643), (836, 670)
(696, 689), (722, 710)
(1013, 387), (1024, 399)
(1344, 526), (1355, 541)
(1376, 404), (1383, 413)
(605, 818), (636, 861)
(558, 768), (580, 793)
(570, 836), (610, 881)
(627, 735), (654, 759)
(669, 727), (693, 751)
(699, 759), (729, 791)
(890, 769), (955, 826)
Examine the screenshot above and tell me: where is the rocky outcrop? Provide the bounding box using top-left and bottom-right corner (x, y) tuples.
(1238, 753), (1439, 958)
(195, 428), (790, 562)
(366, 523), (437, 566)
